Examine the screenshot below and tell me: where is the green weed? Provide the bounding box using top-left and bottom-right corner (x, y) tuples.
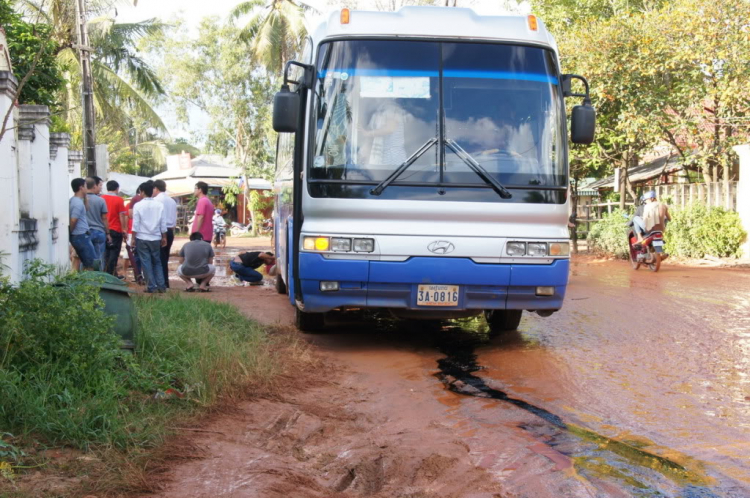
(0, 267), (280, 451)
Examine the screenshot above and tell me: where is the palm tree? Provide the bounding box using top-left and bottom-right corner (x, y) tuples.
(231, 0), (315, 73)
(13, 0), (168, 146)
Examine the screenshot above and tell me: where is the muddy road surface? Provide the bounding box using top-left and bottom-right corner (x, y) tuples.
(149, 257), (750, 498)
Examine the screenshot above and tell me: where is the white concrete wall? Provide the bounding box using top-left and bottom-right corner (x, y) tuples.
(51, 133), (72, 269)
(0, 70), (74, 281)
(732, 144), (750, 258)
(0, 71), (20, 280)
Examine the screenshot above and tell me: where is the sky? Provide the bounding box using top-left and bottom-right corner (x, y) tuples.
(117, 0), (526, 25)
(114, 0), (528, 144)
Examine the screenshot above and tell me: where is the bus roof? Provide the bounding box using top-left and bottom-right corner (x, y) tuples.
(310, 7), (557, 53)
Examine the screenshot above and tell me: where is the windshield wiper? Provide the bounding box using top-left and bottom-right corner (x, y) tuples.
(370, 138), (438, 196)
(445, 139), (512, 199)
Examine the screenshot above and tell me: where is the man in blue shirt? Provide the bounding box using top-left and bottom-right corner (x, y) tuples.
(69, 178), (97, 270)
(85, 176), (110, 271)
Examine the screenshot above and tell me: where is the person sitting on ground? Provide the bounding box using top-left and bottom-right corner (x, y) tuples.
(230, 251), (275, 286)
(177, 232), (216, 292)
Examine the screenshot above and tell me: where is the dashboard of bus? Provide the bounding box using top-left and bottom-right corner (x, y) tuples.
(308, 39), (567, 204)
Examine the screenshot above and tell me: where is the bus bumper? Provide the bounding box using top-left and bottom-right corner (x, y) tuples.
(298, 254), (569, 314)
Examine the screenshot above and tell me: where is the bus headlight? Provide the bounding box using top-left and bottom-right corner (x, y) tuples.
(506, 242), (526, 256)
(303, 236), (330, 251)
(549, 242), (570, 256)
(353, 238), (375, 252)
(527, 242), (547, 256)
(331, 237), (352, 252)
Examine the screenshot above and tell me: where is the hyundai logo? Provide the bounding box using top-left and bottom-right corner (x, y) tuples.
(428, 240), (455, 255)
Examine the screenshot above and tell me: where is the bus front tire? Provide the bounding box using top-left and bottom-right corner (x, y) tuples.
(275, 275), (287, 295)
(484, 309), (522, 334)
(295, 308), (325, 333)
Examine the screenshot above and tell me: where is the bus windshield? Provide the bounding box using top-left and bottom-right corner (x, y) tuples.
(310, 40), (566, 202)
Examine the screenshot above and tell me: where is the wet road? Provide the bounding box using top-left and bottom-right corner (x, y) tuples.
(155, 255), (750, 497)
(314, 258), (750, 497)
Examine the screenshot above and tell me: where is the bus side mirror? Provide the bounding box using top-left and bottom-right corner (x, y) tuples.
(571, 103), (595, 144)
(273, 85), (300, 133)
(562, 74), (596, 145)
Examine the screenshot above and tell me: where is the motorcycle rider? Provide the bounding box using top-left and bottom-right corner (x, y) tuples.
(642, 191), (670, 233)
(213, 209), (227, 247)
(632, 195), (647, 242)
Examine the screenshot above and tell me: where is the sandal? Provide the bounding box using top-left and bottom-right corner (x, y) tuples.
(198, 288), (210, 293)
(185, 287), (196, 292)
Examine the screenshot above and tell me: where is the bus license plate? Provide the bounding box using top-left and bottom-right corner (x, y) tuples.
(417, 285), (459, 307)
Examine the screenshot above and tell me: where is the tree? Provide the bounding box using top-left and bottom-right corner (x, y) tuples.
(0, 0), (66, 143)
(13, 0), (168, 148)
(231, 0), (313, 73)
(651, 0), (750, 183)
(0, 0), (64, 108)
(146, 16), (276, 179)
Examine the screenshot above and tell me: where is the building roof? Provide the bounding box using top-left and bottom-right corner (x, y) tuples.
(574, 178), (601, 197)
(587, 154), (685, 190)
(152, 155), (241, 181)
(151, 154), (271, 196)
(106, 172), (151, 197)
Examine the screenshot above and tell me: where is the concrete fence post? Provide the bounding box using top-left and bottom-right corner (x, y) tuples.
(18, 105), (52, 269)
(732, 144), (750, 258)
(0, 71), (20, 281)
(50, 133), (71, 268)
(68, 150), (83, 192)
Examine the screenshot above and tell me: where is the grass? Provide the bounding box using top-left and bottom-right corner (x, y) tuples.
(0, 290), (308, 496)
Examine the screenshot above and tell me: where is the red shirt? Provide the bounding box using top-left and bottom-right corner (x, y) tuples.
(127, 195), (143, 233)
(192, 196), (214, 242)
(102, 193), (127, 233)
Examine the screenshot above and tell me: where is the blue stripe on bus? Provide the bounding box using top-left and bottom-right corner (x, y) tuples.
(317, 69), (557, 85)
(443, 70), (558, 84)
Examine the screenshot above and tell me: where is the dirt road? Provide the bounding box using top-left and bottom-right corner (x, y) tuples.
(147, 254), (750, 498)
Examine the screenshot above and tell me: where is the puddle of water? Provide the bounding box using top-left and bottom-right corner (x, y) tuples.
(430, 324), (720, 497)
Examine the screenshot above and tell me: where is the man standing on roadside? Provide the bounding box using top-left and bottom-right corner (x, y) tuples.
(85, 176), (110, 270)
(123, 185), (145, 281)
(69, 178), (97, 270)
(177, 232), (216, 292)
(102, 180), (128, 277)
(132, 182), (167, 293)
(191, 181), (214, 243)
(154, 179), (177, 288)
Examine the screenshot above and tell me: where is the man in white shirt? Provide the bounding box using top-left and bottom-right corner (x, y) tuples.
(132, 182), (167, 293)
(153, 180), (178, 288)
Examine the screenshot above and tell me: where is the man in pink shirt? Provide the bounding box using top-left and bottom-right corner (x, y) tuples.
(191, 181), (214, 242)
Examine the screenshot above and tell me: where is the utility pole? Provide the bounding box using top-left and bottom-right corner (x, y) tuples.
(75, 0), (97, 177)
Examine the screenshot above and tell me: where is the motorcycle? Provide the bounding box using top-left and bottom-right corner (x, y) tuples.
(230, 221), (250, 238)
(260, 218), (273, 234)
(213, 225), (227, 248)
(625, 215), (665, 272)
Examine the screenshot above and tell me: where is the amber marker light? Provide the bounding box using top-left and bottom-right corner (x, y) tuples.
(528, 14), (538, 31)
(341, 8), (350, 24)
(315, 237), (330, 251)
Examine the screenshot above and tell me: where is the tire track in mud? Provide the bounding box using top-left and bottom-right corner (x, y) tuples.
(431, 327), (729, 498)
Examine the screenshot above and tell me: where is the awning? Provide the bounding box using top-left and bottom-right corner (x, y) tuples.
(163, 177), (271, 197)
(588, 154), (685, 190)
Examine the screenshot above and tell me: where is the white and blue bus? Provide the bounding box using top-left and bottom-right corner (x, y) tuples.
(272, 7), (595, 332)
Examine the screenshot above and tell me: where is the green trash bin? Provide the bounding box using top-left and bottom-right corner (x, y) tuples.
(79, 271), (138, 350)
